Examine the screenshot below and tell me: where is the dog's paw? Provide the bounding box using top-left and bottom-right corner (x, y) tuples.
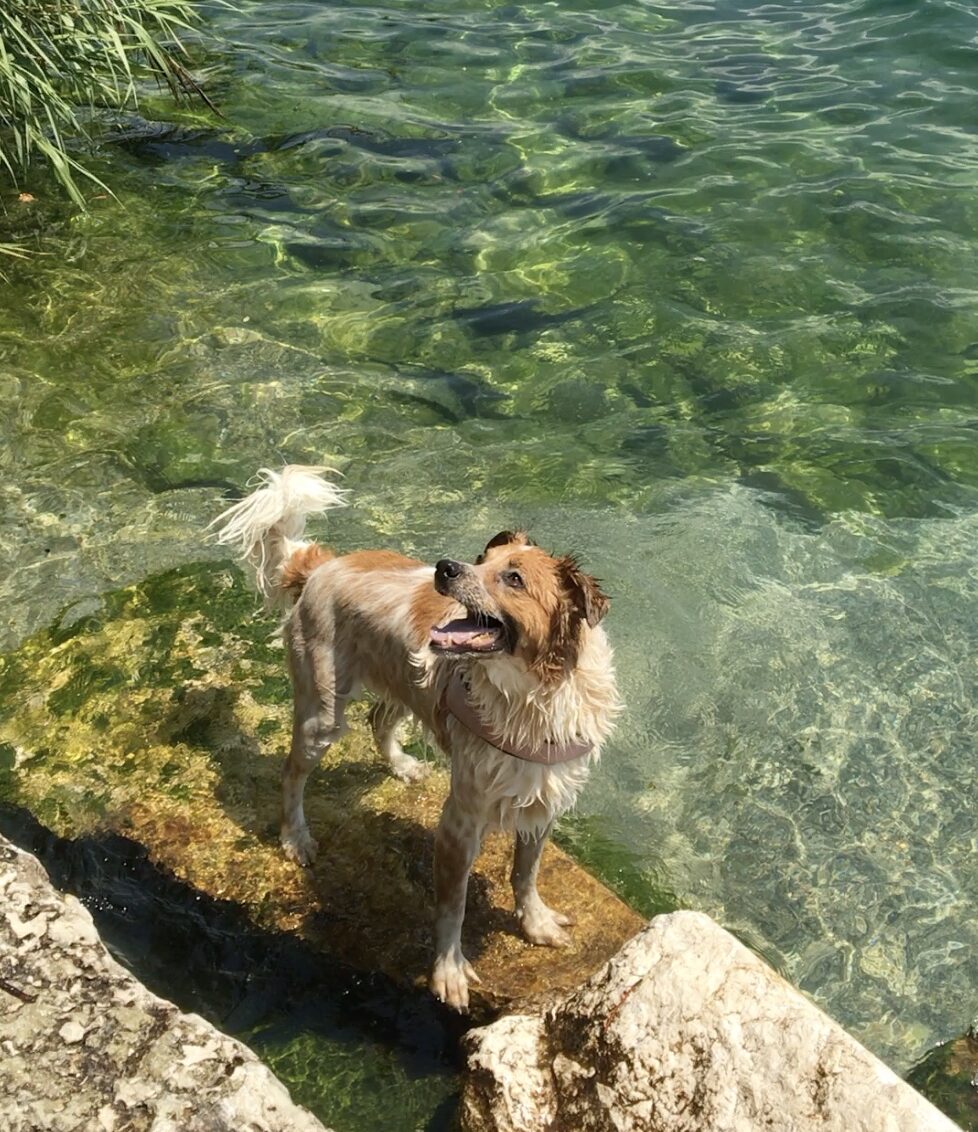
(390, 751), (430, 784)
(520, 903), (573, 948)
(430, 950), (480, 1012)
(281, 827), (319, 867)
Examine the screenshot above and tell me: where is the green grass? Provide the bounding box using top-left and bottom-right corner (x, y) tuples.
(0, 0), (209, 208)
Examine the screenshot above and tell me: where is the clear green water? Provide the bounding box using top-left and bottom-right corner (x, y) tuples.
(4, 0), (978, 1120)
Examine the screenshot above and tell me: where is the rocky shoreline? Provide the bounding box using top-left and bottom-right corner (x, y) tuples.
(460, 911), (961, 1132)
(0, 834), (330, 1132)
(2, 829), (965, 1132)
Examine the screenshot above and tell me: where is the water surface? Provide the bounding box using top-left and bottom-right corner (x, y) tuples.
(3, 0), (978, 1119)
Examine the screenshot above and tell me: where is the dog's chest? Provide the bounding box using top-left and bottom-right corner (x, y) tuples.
(447, 719), (591, 837)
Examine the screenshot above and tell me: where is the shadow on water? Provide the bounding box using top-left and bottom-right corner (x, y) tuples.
(908, 1033), (978, 1132)
(448, 298), (597, 338)
(0, 803), (465, 1132)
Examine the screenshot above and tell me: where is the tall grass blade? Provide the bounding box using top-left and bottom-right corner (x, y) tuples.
(0, 0), (209, 209)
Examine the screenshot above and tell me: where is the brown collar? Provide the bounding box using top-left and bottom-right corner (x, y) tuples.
(443, 671), (594, 765)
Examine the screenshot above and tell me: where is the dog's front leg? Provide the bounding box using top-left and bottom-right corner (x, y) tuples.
(431, 796), (484, 1011)
(512, 821), (572, 947)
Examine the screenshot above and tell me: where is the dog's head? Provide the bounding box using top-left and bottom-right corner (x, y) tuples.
(428, 530), (610, 682)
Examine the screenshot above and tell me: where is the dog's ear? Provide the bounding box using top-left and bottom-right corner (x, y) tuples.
(477, 529), (532, 562)
(530, 556), (611, 682)
(559, 557), (610, 628)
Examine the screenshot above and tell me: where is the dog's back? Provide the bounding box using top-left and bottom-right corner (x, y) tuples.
(288, 551), (448, 724)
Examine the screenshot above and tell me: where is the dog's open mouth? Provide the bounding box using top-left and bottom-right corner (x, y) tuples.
(429, 614), (506, 654)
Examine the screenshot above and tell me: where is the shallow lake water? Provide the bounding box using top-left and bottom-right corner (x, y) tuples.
(3, 0), (978, 1126)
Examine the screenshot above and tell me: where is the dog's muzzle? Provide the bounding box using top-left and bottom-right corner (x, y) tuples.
(430, 559), (507, 654)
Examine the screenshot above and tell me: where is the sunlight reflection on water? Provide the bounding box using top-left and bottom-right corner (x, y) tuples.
(3, 0), (978, 1109)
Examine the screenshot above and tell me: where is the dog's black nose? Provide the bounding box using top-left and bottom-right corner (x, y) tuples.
(435, 558), (463, 581)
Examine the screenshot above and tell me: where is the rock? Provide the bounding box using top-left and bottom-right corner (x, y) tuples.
(460, 910), (962, 1132)
(0, 835), (330, 1132)
(908, 1025), (978, 1130)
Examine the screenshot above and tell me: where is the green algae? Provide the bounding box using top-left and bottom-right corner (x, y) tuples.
(250, 1025), (458, 1132)
(908, 1029), (978, 1132)
(553, 812), (677, 922)
(0, 564), (272, 842)
(0, 744), (15, 795)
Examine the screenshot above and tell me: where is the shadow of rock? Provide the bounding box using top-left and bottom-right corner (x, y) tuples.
(908, 1028), (978, 1131)
(0, 802), (463, 1130)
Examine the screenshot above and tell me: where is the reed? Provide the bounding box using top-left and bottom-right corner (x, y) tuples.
(0, 0), (207, 207)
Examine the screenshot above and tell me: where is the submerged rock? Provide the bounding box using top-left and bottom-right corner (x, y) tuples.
(0, 833), (329, 1132)
(909, 1028), (978, 1131)
(0, 562), (642, 1015)
(460, 911), (961, 1132)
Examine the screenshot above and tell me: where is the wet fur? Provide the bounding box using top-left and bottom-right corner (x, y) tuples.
(211, 467), (619, 1010)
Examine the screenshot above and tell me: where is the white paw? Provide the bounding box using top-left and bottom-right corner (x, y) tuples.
(520, 903), (573, 948)
(430, 949), (481, 1012)
(281, 826), (319, 867)
(390, 751), (430, 784)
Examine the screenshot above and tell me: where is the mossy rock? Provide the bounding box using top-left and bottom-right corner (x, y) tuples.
(908, 1028), (978, 1131)
(0, 562), (641, 1013)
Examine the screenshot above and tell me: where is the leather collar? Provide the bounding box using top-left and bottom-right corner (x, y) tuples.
(443, 671), (594, 765)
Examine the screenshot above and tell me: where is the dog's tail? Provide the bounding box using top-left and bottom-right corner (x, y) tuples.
(209, 465), (348, 606)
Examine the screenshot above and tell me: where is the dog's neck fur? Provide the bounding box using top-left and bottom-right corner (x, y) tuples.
(443, 672), (595, 764)
(420, 623), (619, 756)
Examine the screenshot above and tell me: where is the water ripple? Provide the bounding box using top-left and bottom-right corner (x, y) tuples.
(2, 0), (978, 1095)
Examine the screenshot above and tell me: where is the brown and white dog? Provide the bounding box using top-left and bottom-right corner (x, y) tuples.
(212, 466), (619, 1010)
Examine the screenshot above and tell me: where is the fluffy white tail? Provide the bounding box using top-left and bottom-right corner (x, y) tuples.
(209, 466), (348, 603)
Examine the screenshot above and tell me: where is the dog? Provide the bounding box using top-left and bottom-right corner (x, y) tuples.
(211, 465), (619, 1010)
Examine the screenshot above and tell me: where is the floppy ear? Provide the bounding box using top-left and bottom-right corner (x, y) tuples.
(531, 556), (611, 682)
(477, 529), (532, 562)
(559, 558), (610, 628)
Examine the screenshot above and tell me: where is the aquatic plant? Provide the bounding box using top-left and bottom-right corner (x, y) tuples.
(0, 0), (208, 207)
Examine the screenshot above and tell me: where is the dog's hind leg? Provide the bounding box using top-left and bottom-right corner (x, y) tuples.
(431, 795), (485, 1011)
(369, 699), (428, 783)
(511, 821), (572, 948)
(281, 636), (351, 867)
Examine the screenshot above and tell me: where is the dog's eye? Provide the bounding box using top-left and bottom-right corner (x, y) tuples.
(502, 570), (525, 589)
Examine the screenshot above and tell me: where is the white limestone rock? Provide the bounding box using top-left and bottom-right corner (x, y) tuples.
(0, 835), (330, 1132)
(460, 910), (961, 1132)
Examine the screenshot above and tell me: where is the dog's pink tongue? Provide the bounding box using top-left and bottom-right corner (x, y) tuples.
(430, 618), (500, 649)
